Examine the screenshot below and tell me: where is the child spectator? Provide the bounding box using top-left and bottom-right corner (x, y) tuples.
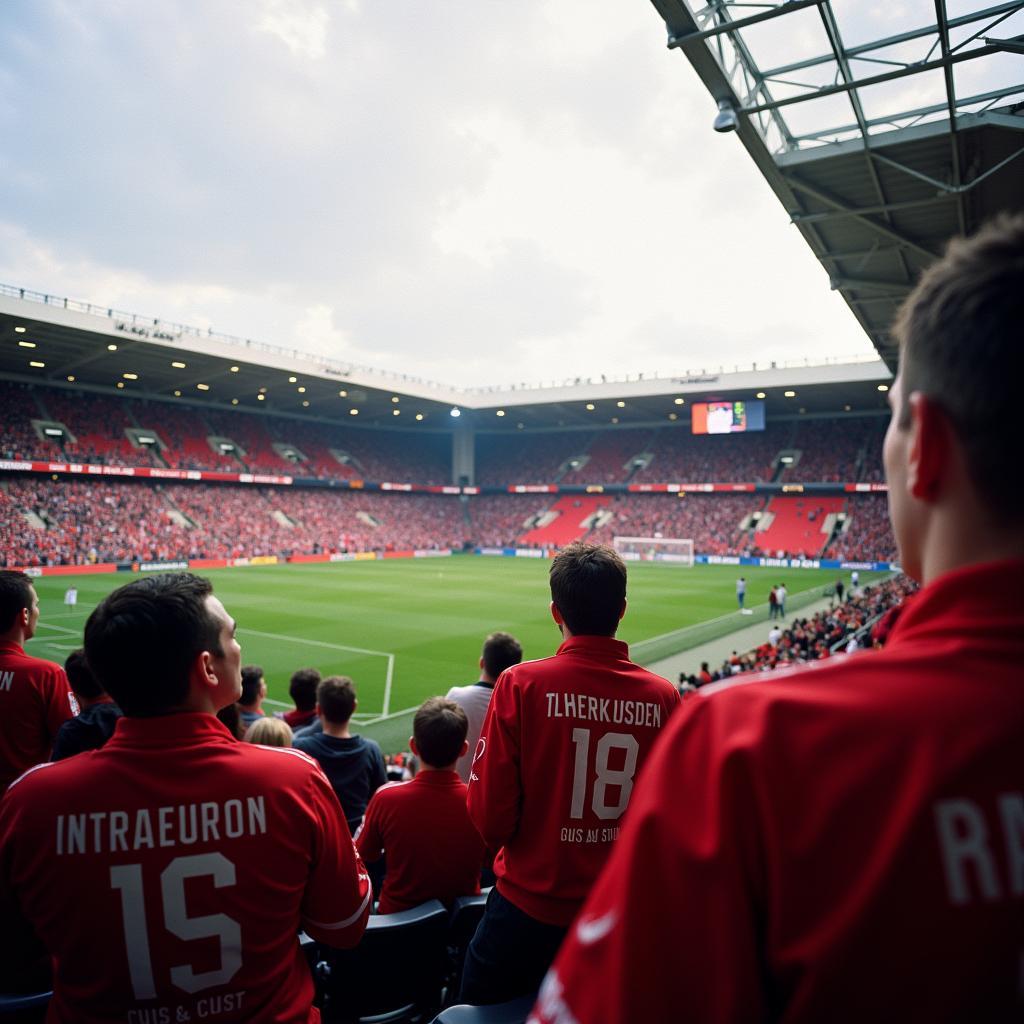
(357, 698), (487, 914)
(245, 716), (293, 748)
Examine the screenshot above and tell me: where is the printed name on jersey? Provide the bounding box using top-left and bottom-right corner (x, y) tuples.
(56, 796), (267, 855)
(545, 692), (664, 728)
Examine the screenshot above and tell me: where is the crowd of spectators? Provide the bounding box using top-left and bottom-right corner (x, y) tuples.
(824, 494), (898, 563)
(1, 478), (901, 567)
(474, 432), (594, 485)
(783, 417), (887, 483)
(687, 575), (917, 685)
(631, 425), (784, 483)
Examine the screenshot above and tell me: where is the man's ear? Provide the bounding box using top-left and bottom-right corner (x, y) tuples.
(459, 738), (469, 758)
(907, 392), (951, 503)
(409, 737), (419, 757)
(190, 649), (219, 694)
(550, 601), (564, 626)
(618, 599), (627, 623)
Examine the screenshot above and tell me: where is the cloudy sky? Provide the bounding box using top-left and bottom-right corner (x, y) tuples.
(0, 0), (889, 388)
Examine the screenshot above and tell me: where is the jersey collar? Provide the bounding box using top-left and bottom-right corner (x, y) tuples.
(107, 712), (237, 749)
(556, 634), (630, 661)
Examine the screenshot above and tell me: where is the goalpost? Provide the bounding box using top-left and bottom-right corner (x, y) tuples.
(612, 536), (695, 566)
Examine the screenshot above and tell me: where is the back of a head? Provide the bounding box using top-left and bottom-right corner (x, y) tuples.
(0, 570), (32, 634)
(481, 631), (523, 679)
(549, 542), (627, 637)
(413, 697), (468, 768)
(84, 573), (220, 718)
(244, 716), (293, 748)
(317, 675), (357, 725)
(65, 648), (105, 701)
(289, 667), (321, 711)
(240, 665), (264, 706)
(893, 213), (1024, 522)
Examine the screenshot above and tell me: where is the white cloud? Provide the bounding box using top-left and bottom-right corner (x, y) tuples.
(253, 0), (330, 60)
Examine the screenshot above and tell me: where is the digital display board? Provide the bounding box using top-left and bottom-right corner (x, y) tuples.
(691, 399), (765, 435)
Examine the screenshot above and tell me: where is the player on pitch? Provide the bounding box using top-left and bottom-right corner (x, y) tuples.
(530, 217), (1024, 1022)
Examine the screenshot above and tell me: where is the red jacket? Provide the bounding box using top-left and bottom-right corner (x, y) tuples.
(531, 560), (1024, 1023)
(0, 713), (371, 1023)
(467, 634), (679, 926)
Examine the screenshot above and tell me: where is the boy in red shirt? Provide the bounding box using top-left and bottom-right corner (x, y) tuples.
(0, 573), (370, 1023)
(463, 542), (680, 1004)
(357, 697), (486, 914)
(530, 217), (1024, 1024)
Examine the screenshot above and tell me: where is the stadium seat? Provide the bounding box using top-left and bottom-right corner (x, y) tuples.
(0, 989), (51, 1023)
(312, 899), (449, 1023)
(428, 994), (536, 1024)
(446, 891), (489, 996)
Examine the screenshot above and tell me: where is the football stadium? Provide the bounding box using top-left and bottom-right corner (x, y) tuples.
(1, 2), (1022, 1022)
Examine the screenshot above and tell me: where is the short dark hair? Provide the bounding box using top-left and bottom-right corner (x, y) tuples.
(65, 648), (104, 700)
(317, 676), (356, 725)
(0, 570), (33, 632)
(413, 697), (468, 768)
(893, 214), (1024, 521)
(240, 665), (264, 706)
(481, 632), (523, 680)
(84, 573), (222, 718)
(289, 667), (321, 712)
(549, 542), (626, 637)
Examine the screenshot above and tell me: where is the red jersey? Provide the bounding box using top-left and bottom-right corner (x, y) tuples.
(467, 634), (680, 926)
(356, 770), (486, 915)
(282, 708), (316, 730)
(0, 713), (371, 1024)
(531, 560), (1024, 1023)
(0, 640), (76, 792)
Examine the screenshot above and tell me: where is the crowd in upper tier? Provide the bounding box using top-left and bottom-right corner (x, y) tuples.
(2, 380), (888, 485)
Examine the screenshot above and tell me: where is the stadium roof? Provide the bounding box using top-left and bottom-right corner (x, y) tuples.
(0, 286), (892, 430)
(647, 0), (1024, 369)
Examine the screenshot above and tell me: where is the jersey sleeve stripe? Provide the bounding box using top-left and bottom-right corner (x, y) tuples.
(304, 885), (372, 930)
(5, 760), (58, 791)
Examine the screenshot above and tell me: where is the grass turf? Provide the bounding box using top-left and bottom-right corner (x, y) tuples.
(28, 556), (887, 752)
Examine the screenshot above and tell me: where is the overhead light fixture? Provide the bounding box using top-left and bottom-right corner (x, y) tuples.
(517, 423), (524, 430)
(257, 394), (265, 401)
(288, 376), (297, 383)
(231, 398), (239, 405)
(302, 400), (310, 407)
(66, 375), (75, 382)
(29, 360), (45, 368)
(844, 404), (852, 411)
(415, 413), (424, 421)
(877, 384), (889, 392)
(616, 401), (625, 408)
(784, 390), (796, 398)
(107, 343), (117, 351)
(586, 403), (595, 411)
(391, 396), (400, 404)
(673, 397), (684, 405)
(174, 390), (182, 397)
(259, 387), (267, 394)
(496, 410), (505, 417)
(350, 408), (359, 416)
(393, 409), (401, 416)
(171, 361), (187, 369)
(297, 386), (306, 393)
(756, 391), (766, 399)
(713, 98), (739, 133)
(123, 373), (138, 380)
(116, 382), (124, 389)
(668, 413), (678, 421)
(14, 326), (26, 333)
(450, 407), (461, 418)
(196, 383), (210, 391)
(611, 417), (619, 424)
(18, 340), (36, 348)
(230, 365), (240, 372)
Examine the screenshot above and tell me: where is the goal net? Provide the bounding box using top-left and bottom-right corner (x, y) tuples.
(612, 536), (695, 566)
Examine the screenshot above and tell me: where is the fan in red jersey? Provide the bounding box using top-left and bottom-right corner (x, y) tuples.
(0, 570), (78, 793)
(462, 542), (680, 1005)
(530, 218), (1024, 1024)
(0, 572), (371, 1024)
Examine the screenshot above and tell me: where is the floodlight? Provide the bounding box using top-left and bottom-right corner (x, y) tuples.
(713, 99), (738, 134)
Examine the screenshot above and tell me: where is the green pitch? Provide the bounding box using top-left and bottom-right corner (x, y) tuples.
(28, 557), (887, 752)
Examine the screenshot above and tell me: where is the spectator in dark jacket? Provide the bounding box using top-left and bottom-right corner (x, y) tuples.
(51, 649), (121, 761)
(294, 676), (386, 832)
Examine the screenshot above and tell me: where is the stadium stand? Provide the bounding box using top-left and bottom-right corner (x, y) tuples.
(824, 494), (898, 564)
(561, 429), (654, 484)
(516, 495), (608, 548)
(753, 496), (847, 559)
(474, 433), (592, 486)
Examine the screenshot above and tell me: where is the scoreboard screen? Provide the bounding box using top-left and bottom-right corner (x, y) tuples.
(691, 399), (765, 435)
